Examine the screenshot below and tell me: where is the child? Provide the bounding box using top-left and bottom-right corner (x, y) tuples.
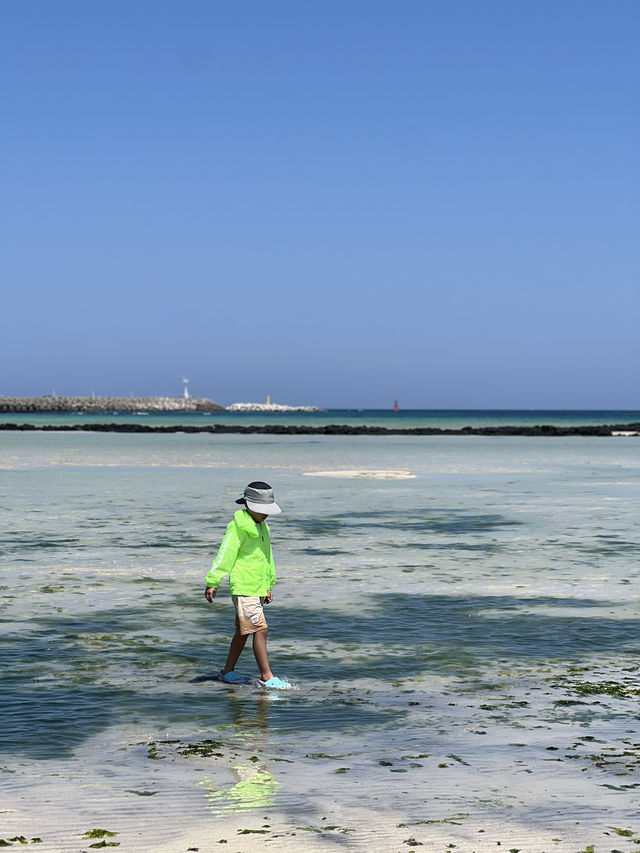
(204, 481), (291, 689)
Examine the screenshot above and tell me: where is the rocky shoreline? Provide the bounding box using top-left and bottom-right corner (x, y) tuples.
(0, 395), (224, 413)
(1, 422), (639, 437)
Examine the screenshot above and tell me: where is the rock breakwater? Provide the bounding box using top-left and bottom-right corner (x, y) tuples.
(227, 402), (324, 412)
(2, 422), (639, 436)
(0, 396), (224, 413)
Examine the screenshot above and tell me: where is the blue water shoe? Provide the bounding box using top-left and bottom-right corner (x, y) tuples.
(259, 676), (292, 689)
(221, 670), (242, 684)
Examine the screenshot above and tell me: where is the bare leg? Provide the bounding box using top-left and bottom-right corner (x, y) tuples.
(252, 628), (274, 682)
(222, 617), (248, 674)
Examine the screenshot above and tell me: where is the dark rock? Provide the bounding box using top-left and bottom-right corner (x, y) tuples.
(1, 422), (640, 437)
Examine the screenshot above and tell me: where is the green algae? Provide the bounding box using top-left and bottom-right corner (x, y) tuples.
(82, 830), (118, 839)
(146, 741), (165, 760)
(574, 681), (640, 699)
(447, 753), (470, 765)
(296, 824), (355, 835)
(549, 673), (640, 701)
(398, 814), (469, 827)
(305, 752), (347, 759)
(177, 739), (224, 758)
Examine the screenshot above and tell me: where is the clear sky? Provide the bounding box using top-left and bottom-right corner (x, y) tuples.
(2, 0), (638, 409)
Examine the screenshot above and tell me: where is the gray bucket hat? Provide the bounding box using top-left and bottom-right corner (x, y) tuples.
(235, 482), (281, 515)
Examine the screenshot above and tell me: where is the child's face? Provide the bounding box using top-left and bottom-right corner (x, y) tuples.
(246, 507), (268, 523)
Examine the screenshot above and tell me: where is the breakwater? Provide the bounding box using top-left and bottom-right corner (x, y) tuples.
(226, 402), (324, 412)
(2, 422), (639, 436)
(0, 396), (224, 413)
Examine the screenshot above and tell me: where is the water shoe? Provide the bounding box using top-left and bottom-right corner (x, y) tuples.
(259, 676), (292, 689)
(220, 670), (242, 684)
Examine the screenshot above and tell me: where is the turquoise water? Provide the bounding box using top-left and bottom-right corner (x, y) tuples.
(2, 407), (640, 428)
(1, 431), (640, 850)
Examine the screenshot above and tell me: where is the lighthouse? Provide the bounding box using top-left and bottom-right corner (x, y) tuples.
(393, 400), (399, 413)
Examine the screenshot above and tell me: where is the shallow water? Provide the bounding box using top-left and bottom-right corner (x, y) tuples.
(3, 406), (640, 429)
(1, 432), (640, 850)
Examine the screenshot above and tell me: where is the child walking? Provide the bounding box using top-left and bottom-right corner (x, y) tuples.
(204, 481), (291, 689)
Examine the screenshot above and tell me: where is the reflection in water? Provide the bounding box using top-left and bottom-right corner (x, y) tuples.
(201, 693), (279, 813)
(201, 765), (280, 813)
(228, 692), (271, 734)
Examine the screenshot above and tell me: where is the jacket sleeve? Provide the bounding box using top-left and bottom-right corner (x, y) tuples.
(268, 525), (276, 589)
(205, 520), (240, 588)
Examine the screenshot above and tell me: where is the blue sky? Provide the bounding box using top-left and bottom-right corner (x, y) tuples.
(2, 0), (638, 408)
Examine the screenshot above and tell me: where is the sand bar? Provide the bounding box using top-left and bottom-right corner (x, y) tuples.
(304, 469), (416, 479)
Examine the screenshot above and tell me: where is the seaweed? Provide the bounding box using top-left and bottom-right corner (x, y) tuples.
(398, 814), (468, 827)
(82, 830), (118, 839)
(549, 675), (640, 701)
(177, 740), (224, 758)
(305, 752), (346, 759)
(146, 741), (164, 760)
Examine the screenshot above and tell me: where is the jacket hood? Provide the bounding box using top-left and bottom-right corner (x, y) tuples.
(234, 509), (266, 538)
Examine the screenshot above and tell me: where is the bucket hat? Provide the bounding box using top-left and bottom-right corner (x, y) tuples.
(235, 482), (281, 515)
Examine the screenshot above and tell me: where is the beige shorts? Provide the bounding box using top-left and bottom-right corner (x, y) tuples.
(232, 595), (268, 635)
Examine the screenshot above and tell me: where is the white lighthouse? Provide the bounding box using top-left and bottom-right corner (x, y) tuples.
(182, 378), (190, 400)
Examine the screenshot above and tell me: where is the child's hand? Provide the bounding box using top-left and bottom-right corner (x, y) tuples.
(204, 587), (217, 603)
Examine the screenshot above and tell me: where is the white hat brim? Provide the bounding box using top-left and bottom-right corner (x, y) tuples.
(246, 499), (281, 515)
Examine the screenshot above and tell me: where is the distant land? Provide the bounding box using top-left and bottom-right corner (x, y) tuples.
(0, 396), (323, 414)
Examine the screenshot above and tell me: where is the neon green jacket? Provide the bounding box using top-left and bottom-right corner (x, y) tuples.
(205, 510), (276, 595)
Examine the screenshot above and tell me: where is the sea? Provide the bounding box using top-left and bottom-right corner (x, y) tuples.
(2, 407), (640, 429)
(1, 410), (639, 851)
